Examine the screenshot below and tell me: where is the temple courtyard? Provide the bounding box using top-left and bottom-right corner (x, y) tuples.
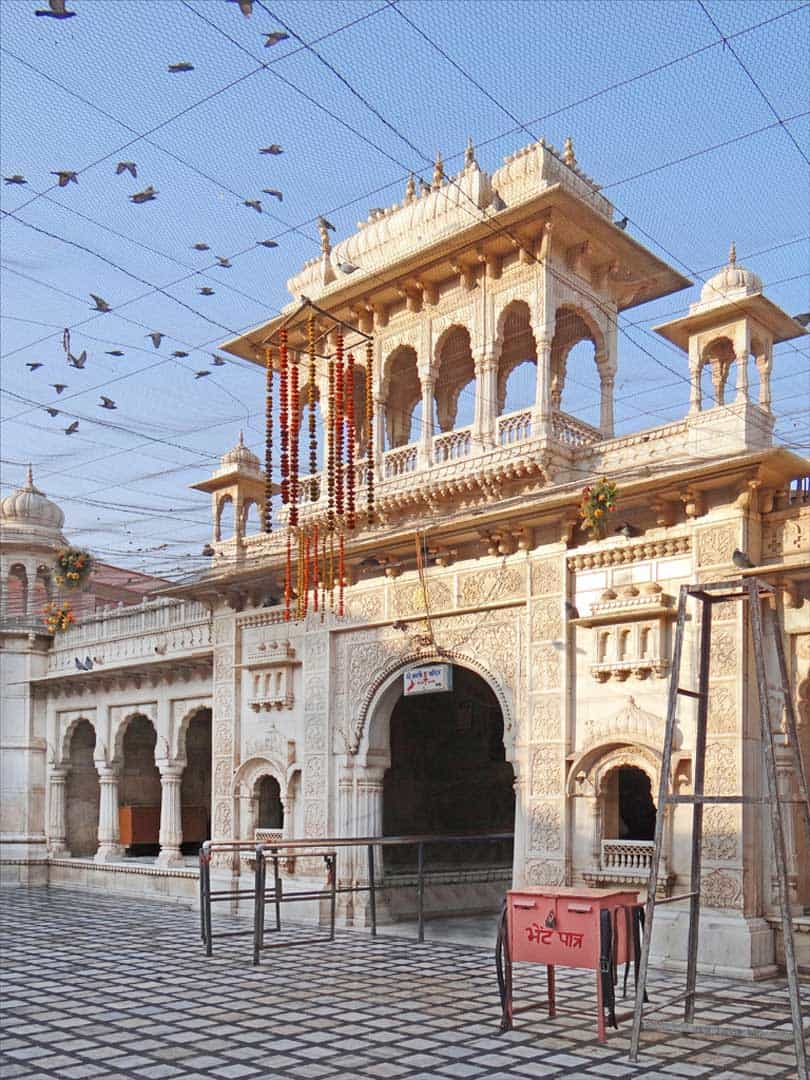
(0, 889), (805, 1080)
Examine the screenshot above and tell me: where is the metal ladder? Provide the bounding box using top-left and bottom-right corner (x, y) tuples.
(628, 576), (810, 1079)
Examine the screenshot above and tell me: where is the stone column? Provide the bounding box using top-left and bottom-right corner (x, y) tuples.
(156, 764), (184, 867)
(734, 352), (749, 404)
(356, 768), (385, 883)
(472, 349), (498, 449)
(598, 362), (615, 438)
(337, 764), (355, 892)
(373, 396), (386, 475)
(756, 346), (773, 410)
(688, 339), (701, 414)
(48, 767), (70, 856)
(533, 336), (552, 439)
(590, 796), (602, 868)
(95, 766), (124, 863)
(418, 374), (435, 470)
(775, 748), (801, 913)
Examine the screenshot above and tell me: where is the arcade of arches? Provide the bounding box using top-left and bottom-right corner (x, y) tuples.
(382, 665), (514, 872)
(57, 708), (212, 860)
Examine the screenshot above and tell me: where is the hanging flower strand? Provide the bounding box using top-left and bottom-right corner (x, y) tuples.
(289, 350), (300, 528)
(346, 352), (356, 531)
(334, 330), (344, 521)
(327, 343), (335, 530)
(279, 329), (289, 506)
(263, 346), (273, 533)
(365, 340), (375, 526)
(307, 315), (318, 499)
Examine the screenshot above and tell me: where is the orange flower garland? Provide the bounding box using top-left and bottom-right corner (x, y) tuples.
(263, 346), (273, 533)
(346, 352), (356, 531)
(307, 316), (318, 498)
(289, 351), (300, 528)
(334, 330), (344, 521)
(279, 329), (289, 507)
(365, 340), (374, 526)
(42, 602), (75, 634)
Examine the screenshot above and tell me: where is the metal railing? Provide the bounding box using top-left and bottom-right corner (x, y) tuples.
(199, 831), (514, 962)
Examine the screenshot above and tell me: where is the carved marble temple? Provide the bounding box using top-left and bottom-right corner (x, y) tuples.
(2, 136), (809, 978)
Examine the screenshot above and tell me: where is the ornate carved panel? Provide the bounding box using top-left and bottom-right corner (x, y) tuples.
(531, 558), (562, 596)
(531, 697), (561, 742)
(697, 525), (735, 567)
(531, 598), (562, 641)
(531, 645), (560, 689)
(531, 746), (563, 795)
(458, 566), (523, 607)
(525, 859), (566, 886)
(703, 806), (738, 861)
(530, 800), (562, 853)
(707, 685), (737, 734)
(704, 742), (737, 795)
(304, 756), (327, 799)
(701, 868), (743, 909)
(345, 589), (384, 622)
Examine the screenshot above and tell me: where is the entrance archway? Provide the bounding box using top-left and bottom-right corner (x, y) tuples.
(119, 715), (161, 855)
(382, 664), (514, 871)
(65, 719), (99, 857)
(180, 709), (211, 853)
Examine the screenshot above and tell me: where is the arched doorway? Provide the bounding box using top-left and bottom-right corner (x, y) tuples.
(119, 715), (161, 856)
(257, 775), (284, 830)
(382, 664), (514, 872)
(65, 719), (99, 857)
(180, 709), (211, 854)
(603, 765), (656, 842)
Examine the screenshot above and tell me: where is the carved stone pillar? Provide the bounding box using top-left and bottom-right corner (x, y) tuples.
(95, 766), (124, 863)
(48, 767), (69, 856)
(688, 340), (701, 415)
(590, 796), (602, 868)
(373, 396), (386, 474)
(356, 768), (384, 882)
(156, 764), (184, 867)
(473, 349), (498, 449)
(418, 375), (435, 470)
(734, 352), (749, 404)
(533, 337), (552, 439)
(775, 748), (801, 913)
(599, 367), (615, 438)
(756, 347), (773, 411)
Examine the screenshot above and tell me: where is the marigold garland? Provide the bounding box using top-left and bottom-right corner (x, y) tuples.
(326, 344), (335, 530)
(346, 352), (356, 531)
(307, 316), (318, 497)
(284, 531), (292, 622)
(334, 330), (344, 521)
(289, 352), (300, 528)
(580, 476), (618, 540)
(279, 329), (289, 506)
(42, 601), (75, 634)
(263, 346), (273, 533)
(365, 340), (375, 526)
(54, 548), (93, 589)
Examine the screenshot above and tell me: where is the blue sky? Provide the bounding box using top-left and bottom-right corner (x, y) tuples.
(1, 0), (808, 577)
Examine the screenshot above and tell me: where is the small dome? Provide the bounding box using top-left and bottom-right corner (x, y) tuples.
(0, 466), (65, 531)
(220, 431), (260, 472)
(699, 242), (763, 306)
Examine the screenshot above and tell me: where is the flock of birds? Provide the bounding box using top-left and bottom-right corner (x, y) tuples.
(4, 1), (303, 436)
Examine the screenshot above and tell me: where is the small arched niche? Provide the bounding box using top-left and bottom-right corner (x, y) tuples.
(216, 494), (235, 541)
(257, 775), (284, 829)
(65, 719), (99, 857)
(382, 345), (421, 448)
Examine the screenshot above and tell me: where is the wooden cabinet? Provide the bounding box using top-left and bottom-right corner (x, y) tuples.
(119, 805), (160, 846)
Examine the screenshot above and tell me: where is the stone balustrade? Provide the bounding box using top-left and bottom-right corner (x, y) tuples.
(45, 598), (211, 675)
(433, 426), (473, 464)
(601, 838), (655, 873)
(498, 409), (532, 445)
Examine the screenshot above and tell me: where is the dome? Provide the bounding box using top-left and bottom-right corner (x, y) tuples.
(699, 243), (763, 306)
(219, 431), (260, 472)
(0, 467), (67, 549)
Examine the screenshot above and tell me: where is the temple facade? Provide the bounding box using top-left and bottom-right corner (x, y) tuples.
(1, 136), (808, 977)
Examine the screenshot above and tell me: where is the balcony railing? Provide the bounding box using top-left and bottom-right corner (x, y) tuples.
(552, 411), (603, 446)
(498, 409), (532, 445)
(433, 426), (473, 463)
(45, 597), (211, 675)
(384, 443), (419, 478)
(601, 839), (655, 873)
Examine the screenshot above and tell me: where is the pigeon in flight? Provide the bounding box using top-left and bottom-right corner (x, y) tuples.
(172, 350), (189, 358)
(168, 61), (195, 73)
(194, 370), (211, 379)
(198, 287), (215, 296)
(26, 362), (43, 371)
(89, 293), (111, 313)
(68, 350), (87, 369)
(106, 350), (124, 357)
(130, 186), (157, 204)
(262, 188), (283, 202)
(51, 170), (78, 187)
(191, 242), (210, 251)
(257, 239), (278, 248)
(211, 355), (226, 366)
(36, 0), (76, 17)
(260, 144), (283, 155)
(147, 332), (164, 349)
(264, 31), (289, 46)
(115, 161), (137, 178)
(235, 0), (253, 13)
(244, 199), (262, 213)
(317, 215), (335, 233)
(4, 175), (27, 185)
(99, 396), (116, 409)
(65, 420), (79, 434)
(732, 548), (754, 569)
(51, 384), (67, 394)
(45, 407), (59, 417)
(215, 256), (232, 268)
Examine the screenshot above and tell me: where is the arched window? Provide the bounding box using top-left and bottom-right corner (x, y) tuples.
(603, 765), (656, 842)
(7, 563), (28, 619)
(498, 301), (537, 415)
(382, 346), (420, 449)
(243, 501), (261, 536)
(435, 326), (475, 431)
(65, 719), (99, 857)
(551, 306), (605, 428)
(217, 495), (234, 540)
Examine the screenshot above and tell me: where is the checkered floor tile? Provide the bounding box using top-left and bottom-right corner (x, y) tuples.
(0, 888), (806, 1079)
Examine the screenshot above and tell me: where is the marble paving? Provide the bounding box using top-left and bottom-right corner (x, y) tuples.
(0, 888), (806, 1080)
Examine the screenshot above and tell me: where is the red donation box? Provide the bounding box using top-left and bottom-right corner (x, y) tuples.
(498, 886), (640, 1043)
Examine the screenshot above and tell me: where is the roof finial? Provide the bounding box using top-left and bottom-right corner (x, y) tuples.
(728, 240), (737, 266)
(563, 136), (576, 167)
(404, 173), (415, 204)
(465, 136), (476, 169)
(432, 151), (444, 191)
(237, 430), (245, 446)
(26, 463), (34, 487)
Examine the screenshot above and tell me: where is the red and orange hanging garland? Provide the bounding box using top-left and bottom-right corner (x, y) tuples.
(263, 346), (273, 533)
